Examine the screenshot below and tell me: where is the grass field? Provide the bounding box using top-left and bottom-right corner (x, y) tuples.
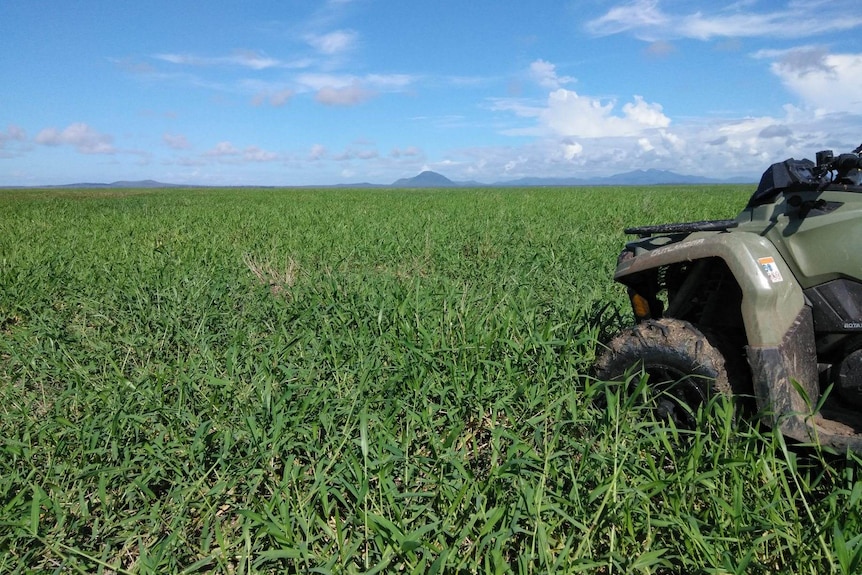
(1, 185), (861, 574)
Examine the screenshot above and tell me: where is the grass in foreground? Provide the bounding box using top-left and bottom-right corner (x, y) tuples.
(1, 185), (860, 573)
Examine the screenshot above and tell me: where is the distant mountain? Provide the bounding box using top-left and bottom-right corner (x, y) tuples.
(392, 171), (457, 187)
(32, 170), (755, 190)
(57, 179), (182, 188)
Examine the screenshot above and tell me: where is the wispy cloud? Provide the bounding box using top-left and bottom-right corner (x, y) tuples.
(296, 73), (414, 106)
(203, 141), (280, 162)
(0, 125), (26, 145)
(0, 125), (27, 158)
(251, 88), (296, 107)
(305, 29), (358, 55)
(154, 50), (297, 70)
(586, 0), (862, 41)
(315, 82), (374, 106)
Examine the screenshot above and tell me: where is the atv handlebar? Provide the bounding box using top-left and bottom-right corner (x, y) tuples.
(816, 148), (862, 182)
(833, 153), (862, 173)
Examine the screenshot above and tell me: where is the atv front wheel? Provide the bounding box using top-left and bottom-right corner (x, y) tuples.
(595, 318), (737, 428)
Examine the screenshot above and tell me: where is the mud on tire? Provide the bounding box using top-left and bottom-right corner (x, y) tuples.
(595, 318), (742, 427)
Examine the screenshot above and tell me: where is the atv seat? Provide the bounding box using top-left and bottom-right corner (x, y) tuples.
(624, 219), (739, 238)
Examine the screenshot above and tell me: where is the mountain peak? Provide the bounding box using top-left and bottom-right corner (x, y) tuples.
(392, 171), (455, 187)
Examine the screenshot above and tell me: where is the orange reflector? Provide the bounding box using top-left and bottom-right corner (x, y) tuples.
(631, 293), (651, 320)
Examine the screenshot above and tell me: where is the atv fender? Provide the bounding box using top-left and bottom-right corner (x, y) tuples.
(616, 232), (819, 441)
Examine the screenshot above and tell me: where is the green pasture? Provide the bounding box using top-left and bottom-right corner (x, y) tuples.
(1, 185), (860, 573)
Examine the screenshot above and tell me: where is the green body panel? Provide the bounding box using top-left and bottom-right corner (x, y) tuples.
(737, 190), (862, 288)
(616, 231), (804, 348)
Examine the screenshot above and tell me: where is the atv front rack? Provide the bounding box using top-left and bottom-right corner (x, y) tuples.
(625, 219), (739, 238)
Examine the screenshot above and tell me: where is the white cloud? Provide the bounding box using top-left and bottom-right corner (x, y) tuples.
(205, 141), (240, 157)
(202, 142), (279, 162)
(297, 73), (413, 93)
(458, 60), (860, 184)
(763, 48), (862, 114)
(494, 61), (671, 139)
(315, 82), (373, 106)
(35, 123), (115, 154)
(252, 88), (296, 107)
(229, 50), (281, 70)
(561, 140), (583, 160)
(270, 89), (295, 106)
(529, 59), (574, 89)
(586, 0), (862, 41)
(242, 146), (279, 162)
(365, 74), (414, 89)
(309, 144), (327, 160)
(155, 50), (283, 70)
(534, 90), (670, 138)
(1, 125), (26, 143)
(586, 0), (669, 38)
(390, 146), (421, 158)
(305, 30), (358, 55)
(0, 125), (27, 157)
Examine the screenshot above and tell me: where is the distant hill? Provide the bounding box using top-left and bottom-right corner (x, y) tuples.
(56, 180), (182, 188)
(385, 168), (753, 188)
(392, 171), (456, 187)
(29, 170), (755, 190)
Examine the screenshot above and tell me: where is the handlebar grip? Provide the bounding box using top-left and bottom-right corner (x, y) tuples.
(835, 153), (862, 173)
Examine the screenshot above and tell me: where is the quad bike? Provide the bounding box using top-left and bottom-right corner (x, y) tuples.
(596, 144), (862, 452)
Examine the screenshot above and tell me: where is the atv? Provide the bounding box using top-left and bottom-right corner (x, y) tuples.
(596, 145), (862, 452)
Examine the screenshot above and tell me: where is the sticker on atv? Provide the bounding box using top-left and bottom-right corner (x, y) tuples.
(757, 257), (784, 283)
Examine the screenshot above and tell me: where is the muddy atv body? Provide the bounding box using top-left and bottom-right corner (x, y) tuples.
(596, 147), (862, 452)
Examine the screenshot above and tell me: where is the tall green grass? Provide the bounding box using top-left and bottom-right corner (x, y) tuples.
(1, 185), (860, 573)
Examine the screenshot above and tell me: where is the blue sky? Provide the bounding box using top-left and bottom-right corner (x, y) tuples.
(2, 0), (861, 186)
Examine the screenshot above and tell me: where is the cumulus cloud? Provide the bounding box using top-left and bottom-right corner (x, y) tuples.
(561, 140), (583, 160)
(529, 59), (574, 89)
(498, 90), (670, 138)
(759, 48), (862, 114)
(35, 123), (115, 154)
(466, 57), (862, 182)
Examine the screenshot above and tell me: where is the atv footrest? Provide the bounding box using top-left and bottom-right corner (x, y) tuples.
(625, 219), (739, 237)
